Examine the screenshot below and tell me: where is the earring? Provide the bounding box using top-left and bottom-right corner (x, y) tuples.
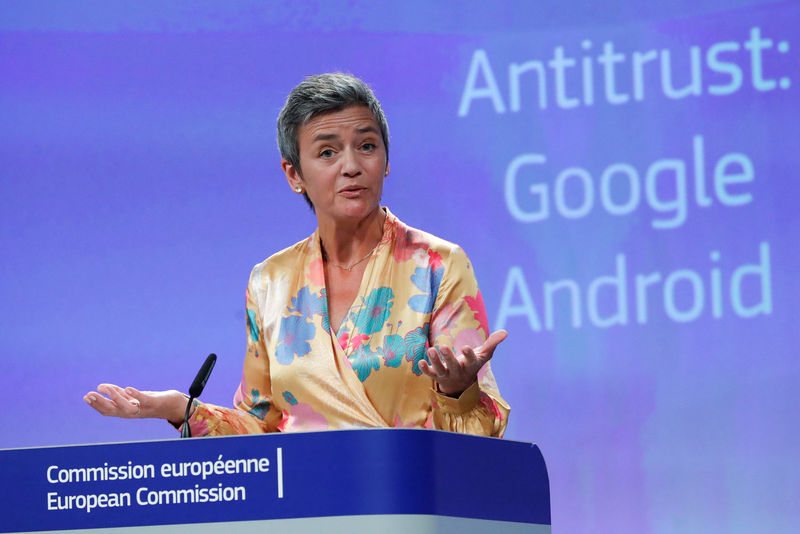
(294, 186), (303, 193)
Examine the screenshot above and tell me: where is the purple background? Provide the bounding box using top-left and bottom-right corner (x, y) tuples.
(1, 1), (798, 532)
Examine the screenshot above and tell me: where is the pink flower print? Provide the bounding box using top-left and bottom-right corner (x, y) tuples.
(464, 290), (489, 337)
(348, 333), (369, 351)
(393, 228), (428, 263)
(427, 249), (443, 269)
(276, 410), (289, 432)
(186, 417), (209, 437)
(307, 258), (325, 287)
(454, 327), (484, 355)
(412, 247), (429, 267)
(338, 331), (349, 350)
(431, 302), (459, 337)
(392, 414), (415, 428)
(480, 393), (503, 420)
(286, 403), (329, 431)
(233, 373), (249, 406)
(391, 413), (434, 429)
(423, 414), (433, 429)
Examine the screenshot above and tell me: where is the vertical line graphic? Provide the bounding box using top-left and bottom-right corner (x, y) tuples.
(277, 447), (284, 499)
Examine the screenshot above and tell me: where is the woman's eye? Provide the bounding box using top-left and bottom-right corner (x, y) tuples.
(361, 143), (376, 151)
(320, 149), (334, 158)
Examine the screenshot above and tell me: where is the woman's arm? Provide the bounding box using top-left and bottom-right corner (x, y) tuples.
(84, 270), (283, 436)
(84, 384), (187, 425)
(422, 246), (511, 437)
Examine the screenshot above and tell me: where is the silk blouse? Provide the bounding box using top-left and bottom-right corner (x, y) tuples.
(186, 208), (509, 437)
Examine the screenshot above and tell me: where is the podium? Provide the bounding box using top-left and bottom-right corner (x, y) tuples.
(0, 429), (550, 533)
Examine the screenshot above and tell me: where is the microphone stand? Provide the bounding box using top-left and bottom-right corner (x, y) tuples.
(181, 353), (217, 439)
(180, 396), (196, 438)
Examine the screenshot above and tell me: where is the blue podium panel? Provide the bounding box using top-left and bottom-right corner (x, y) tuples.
(0, 429), (550, 533)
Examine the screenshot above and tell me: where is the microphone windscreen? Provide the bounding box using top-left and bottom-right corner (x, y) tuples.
(188, 353), (217, 398)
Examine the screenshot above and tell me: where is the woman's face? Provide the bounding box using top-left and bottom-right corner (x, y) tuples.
(283, 105), (388, 222)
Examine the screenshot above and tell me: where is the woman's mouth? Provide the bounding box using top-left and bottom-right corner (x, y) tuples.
(339, 186), (366, 198)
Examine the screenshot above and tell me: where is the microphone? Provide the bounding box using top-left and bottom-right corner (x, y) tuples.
(189, 353), (217, 398)
(181, 353), (217, 438)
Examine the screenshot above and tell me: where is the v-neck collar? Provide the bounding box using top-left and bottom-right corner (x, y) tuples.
(312, 207), (395, 354)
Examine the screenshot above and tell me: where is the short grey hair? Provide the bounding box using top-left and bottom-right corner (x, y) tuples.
(277, 73), (390, 208)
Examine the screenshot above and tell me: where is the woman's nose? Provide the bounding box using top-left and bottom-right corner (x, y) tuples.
(340, 148), (361, 177)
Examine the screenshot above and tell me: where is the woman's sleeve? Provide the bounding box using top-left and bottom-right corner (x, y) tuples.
(428, 246), (510, 437)
(181, 273), (283, 437)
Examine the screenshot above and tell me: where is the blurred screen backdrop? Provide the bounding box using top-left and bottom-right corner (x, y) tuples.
(1, 1), (798, 532)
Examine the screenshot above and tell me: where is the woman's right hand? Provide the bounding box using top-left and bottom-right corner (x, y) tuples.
(84, 384), (188, 426)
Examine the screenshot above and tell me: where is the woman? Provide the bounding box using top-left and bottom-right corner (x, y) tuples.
(85, 73), (510, 437)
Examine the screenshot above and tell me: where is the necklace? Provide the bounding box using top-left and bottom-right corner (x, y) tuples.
(323, 210), (386, 272)
(324, 243), (379, 272)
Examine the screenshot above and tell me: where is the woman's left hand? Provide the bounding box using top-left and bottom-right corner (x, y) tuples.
(419, 330), (508, 397)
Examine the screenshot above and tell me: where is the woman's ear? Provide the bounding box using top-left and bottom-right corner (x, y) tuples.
(282, 159), (304, 193)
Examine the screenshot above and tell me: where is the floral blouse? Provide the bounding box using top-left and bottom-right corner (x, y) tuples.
(187, 208), (509, 437)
